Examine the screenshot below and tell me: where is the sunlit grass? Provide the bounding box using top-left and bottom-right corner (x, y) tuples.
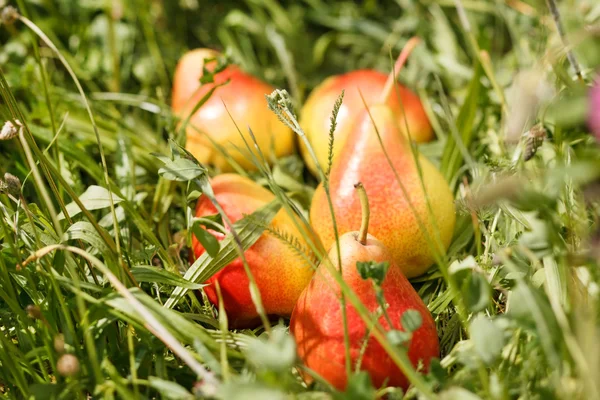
(0, 0), (599, 398)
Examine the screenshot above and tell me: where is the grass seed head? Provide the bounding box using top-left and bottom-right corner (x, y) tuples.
(0, 173), (21, 196)
(57, 354), (80, 377)
(25, 305), (42, 320)
(0, 6), (19, 26)
(0, 119), (21, 140)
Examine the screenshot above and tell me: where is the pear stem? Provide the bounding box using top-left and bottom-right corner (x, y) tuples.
(354, 182), (370, 245)
(378, 36), (421, 104)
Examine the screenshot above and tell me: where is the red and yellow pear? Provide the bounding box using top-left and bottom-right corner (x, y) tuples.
(300, 39), (432, 177)
(172, 49), (294, 171)
(309, 46), (455, 278)
(192, 174), (313, 328)
(291, 183), (439, 390)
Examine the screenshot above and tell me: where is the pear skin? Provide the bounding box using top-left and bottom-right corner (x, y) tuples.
(192, 174), (313, 328)
(310, 105), (455, 278)
(299, 69), (432, 177)
(172, 49), (294, 171)
(290, 231), (440, 390)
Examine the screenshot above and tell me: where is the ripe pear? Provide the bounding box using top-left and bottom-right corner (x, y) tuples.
(192, 174), (313, 328)
(291, 183), (439, 390)
(299, 69), (432, 176)
(310, 104), (455, 278)
(172, 49), (294, 172)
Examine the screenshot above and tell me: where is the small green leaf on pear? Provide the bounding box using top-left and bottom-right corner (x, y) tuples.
(401, 309), (423, 333)
(387, 329), (412, 347)
(187, 190), (203, 203)
(192, 224), (220, 258)
(199, 53), (230, 84)
(356, 260), (390, 286)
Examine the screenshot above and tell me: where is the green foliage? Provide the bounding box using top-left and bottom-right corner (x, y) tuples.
(334, 372), (376, 400)
(57, 185), (124, 220)
(130, 266), (205, 290)
(0, 0), (600, 399)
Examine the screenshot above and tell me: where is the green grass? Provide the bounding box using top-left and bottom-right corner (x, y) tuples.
(1, 0), (600, 399)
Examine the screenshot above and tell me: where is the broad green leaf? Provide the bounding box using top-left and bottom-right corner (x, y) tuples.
(192, 223), (220, 258)
(470, 315), (504, 365)
(147, 377), (193, 400)
(58, 185), (123, 220)
(217, 382), (288, 400)
(401, 309), (423, 333)
(449, 255), (478, 276)
(187, 189), (203, 203)
(463, 272), (491, 314)
(63, 221), (112, 260)
(150, 152), (172, 164)
(164, 199), (282, 309)
(158, 157), (206, 181)
(21, 222), (59, 246)
(334, 371), (376, 400)
(244, 327), (296, 372)
(130, 266), (205, 289)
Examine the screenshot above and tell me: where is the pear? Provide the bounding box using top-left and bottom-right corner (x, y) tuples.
(172, 49), (294, 172)
(291, 183), (439, 390)
(192, 174), (313, 328)
(310, 102), (455, 278)
(299, 69), (432, 177)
